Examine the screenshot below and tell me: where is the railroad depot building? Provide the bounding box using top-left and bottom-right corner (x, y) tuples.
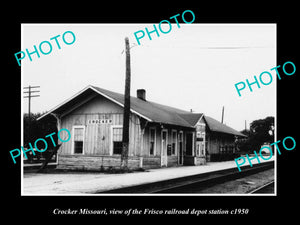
(38, 85), (245, 170)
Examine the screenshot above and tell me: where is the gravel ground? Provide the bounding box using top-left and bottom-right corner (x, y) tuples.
(22, 157), (274, 195)
(195, 168), (274, 194)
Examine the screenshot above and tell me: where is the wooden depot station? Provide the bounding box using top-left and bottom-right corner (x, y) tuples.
(38, 85), (245, 171)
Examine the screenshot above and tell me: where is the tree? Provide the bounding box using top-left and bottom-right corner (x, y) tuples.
(237, 116), (274, 153)
(24, 112), (58, 147)
(250, 116), (274, 149)
(23, 112), (58, 164)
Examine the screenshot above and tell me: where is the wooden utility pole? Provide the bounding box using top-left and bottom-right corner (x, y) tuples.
(24, 85), (40, 120)
(121, 37), (131, 169)
(23, 85), (40, 145)
(221, 106), (224, 124)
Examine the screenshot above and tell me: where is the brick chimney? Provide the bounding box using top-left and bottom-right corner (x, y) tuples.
(137, 89), (146, 101)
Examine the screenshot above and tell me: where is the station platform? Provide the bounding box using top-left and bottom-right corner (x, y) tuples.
(22, 156), (275, 195)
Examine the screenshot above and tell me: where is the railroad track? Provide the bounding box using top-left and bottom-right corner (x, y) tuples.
(98, 161), (274, 194)
(248, 180), (274, 194)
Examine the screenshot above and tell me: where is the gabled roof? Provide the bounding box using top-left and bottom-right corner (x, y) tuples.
(203, 116), (246, 137)
(179, 113), (204, 126)
(38, 85), (245, 137)
(92, 86), (193, 128)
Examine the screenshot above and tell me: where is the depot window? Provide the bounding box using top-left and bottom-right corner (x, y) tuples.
(149, 127), (156, 155)
(112, 127), (123, 155)
(73, 126), (85, 154)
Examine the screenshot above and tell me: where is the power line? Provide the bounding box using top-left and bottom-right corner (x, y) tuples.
(23, 85), (40, 146)
(23, 85), (40, 120)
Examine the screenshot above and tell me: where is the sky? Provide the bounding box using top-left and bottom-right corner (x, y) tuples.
(22, 24), (276, 131)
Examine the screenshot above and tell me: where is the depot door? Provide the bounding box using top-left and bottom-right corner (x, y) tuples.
(161, 130), (168, 167)
(178, 132), (183, 165)
(186, 133), (193, 156)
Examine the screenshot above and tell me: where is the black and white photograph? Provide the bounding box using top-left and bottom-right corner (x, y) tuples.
(4, 4), (298, 221)
(21, 23), (276, 195)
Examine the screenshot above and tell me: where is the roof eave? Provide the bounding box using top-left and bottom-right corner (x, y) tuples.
(37, 85), (153, 122)
(209, 129), (246, 137)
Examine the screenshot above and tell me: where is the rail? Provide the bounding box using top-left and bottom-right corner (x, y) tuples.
(98, 161), (274, 194)
(248, 180), (274, 194)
